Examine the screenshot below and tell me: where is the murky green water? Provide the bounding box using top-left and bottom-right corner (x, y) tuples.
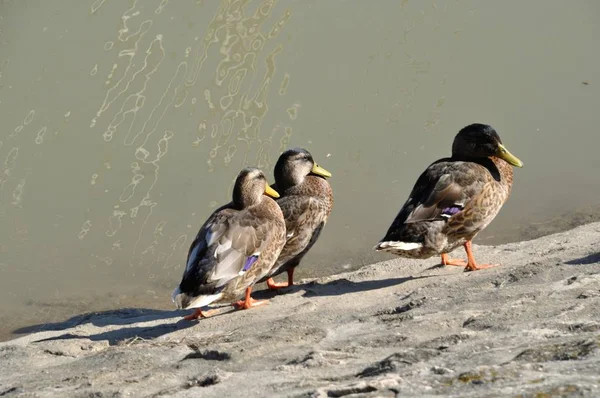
(1, 0), (599, 340)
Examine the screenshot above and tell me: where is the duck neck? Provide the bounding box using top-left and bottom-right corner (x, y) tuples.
(274, 169), (304, 193)
(232, 187), (263, 209)
(490, 156), (514, 190)
(451, 154), (506, 184)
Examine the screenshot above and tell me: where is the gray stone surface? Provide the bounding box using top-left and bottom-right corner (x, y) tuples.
(1, 223), (600, 397)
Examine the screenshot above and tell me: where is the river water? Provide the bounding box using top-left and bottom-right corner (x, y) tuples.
(1, 0), (599, 340)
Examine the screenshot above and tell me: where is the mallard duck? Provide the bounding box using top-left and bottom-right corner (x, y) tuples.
(374, 123), (523, 271)
(172, 167), (286, 320)
(258, 148), (333, 289)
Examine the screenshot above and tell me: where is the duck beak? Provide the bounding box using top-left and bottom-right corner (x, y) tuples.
(496, 144), (523, 168)
(264, 183), (280, 198)
(311, 163), (332, 178)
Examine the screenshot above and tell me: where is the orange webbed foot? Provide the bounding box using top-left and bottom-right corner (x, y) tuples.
(182, 308), (219, 320)
(232, 287), (269, 310)
(232, 297), (269, 310)
(440, 253), (468, 267)
(266, 278), (290, 290)
(266, 269), (295, 290)
(461, 241), (501, 272)
(464, 263), (500, 272)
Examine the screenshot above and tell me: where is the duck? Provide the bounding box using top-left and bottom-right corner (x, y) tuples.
(172, 167), (286, 320)
(374, 123), (523, 271)
(258, 148), (333, 289)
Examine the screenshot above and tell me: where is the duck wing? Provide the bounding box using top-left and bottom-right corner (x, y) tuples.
(183, 206), (234, 275)
(386, 160), (485, 234)
(181, 205), (272, 295)
(206, 210), (272, 287)
(277, 196), (325, 261)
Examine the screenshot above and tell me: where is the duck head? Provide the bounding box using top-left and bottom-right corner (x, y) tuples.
(274, 148), (331, 191)
(452, 123), (523, 167)
(233, 167), (280, 208)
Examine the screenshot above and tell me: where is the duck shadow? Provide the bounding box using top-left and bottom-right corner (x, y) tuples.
(300, 275), (433, 298)
(13, 308), (187, 335)
(16, 274), (436, 345)
(565, 252), (600, 266)
(249, 275), (431, 300)
(33, 316), (198, 346)
(250, 285), (300, 300)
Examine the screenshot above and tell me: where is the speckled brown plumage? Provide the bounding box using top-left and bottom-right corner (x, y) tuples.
(216, 196), (287, 301)
(172, 167), (286, 318)
(374, 123), (523, 271)
(258, 148), (333, 289)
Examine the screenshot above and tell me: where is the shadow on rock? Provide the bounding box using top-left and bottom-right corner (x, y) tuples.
(32, 317), (198, 346)
(301, 276), (431, 298)
(248, 286), (296, 301)
(565, 252), (600, 266)
(13, 308), (186, 335)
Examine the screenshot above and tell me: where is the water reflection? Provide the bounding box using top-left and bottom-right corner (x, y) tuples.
(0, 0), (599, 340)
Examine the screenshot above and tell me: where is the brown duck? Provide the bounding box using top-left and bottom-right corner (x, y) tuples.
(172, 167), (286, 320)
(259, 148), (333, 289)
(374, 123), (523, 271)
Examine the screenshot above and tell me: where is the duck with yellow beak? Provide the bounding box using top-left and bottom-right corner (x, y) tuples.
(172, 167), (286, 320)
(374, 123), (523, 271)
(259, 148), (333, 289)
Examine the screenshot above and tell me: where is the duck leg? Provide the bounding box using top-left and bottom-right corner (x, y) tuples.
(233, 286), (269, 310)
(462, 240), (499, 271)
(183, 308), (219, 321)
(440, 253), (467, 267)
(266, 268), (295, 290)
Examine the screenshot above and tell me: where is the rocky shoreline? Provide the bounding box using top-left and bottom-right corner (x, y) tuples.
(1, 222), (599, 397)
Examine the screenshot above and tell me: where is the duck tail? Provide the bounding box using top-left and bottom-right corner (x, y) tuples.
(373, 241), (423, 252)
(172, 286), (223, 310)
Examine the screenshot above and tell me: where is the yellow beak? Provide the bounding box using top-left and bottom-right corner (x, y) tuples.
(496, 144), (523, 168)
(264, 183), (280, 198)
(311, 163), (332, 178)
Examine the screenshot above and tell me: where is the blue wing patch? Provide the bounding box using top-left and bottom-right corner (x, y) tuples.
(441, 205), (463, 218)
(239, 254), (259, 275)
